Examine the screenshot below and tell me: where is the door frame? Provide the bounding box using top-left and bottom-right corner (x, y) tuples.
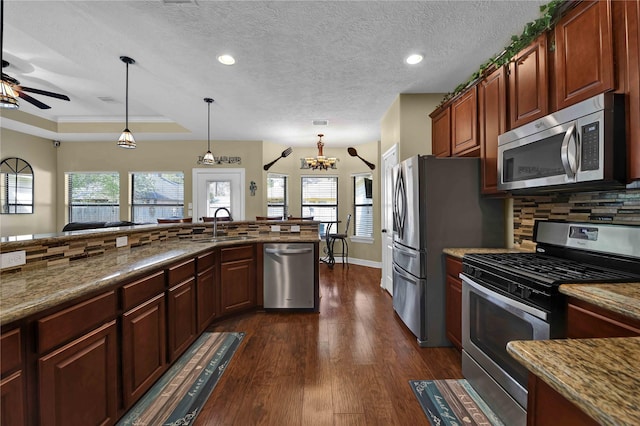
(381, 144), (398, 295)
(192, 168), (245, 221)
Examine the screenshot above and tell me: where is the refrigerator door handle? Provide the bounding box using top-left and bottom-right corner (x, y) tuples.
(394, 167), (406, 240)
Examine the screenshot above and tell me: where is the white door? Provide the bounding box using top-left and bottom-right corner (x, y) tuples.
(381, 144), (398, 295)
(192, 168), (245, 221)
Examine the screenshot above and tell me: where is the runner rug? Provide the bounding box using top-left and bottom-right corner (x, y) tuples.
(410, 379), (505, 426)
(118, 331), (245, 426)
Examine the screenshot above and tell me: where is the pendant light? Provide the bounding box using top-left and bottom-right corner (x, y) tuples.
(117, 56), (136, 149)
(201, 97), (215, 165)
(0, 0), (19, 109)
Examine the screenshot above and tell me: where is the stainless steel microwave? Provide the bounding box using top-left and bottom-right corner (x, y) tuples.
(497, 93), (626, 192)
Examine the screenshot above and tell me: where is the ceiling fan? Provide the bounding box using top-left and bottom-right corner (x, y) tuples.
(1, 0), (70, 110)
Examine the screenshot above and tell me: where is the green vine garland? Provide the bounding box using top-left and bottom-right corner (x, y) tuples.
(437, 0), (566, 108)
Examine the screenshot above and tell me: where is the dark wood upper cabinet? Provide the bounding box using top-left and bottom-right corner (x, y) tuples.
(451, 86), (479, 156)
(478, 66), (507, 195)
(508, 32), (549, 129)
(554, 0), (614, 110)
(430, 106), (451, 157)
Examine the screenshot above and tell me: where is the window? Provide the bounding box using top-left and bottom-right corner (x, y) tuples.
(131, 172), (184, 223)
(266, 173), (288, 218)
(353, 174), (373, 238)
(1, 157), (34, 214)
(68, 172), (119, 222)
(302, 176), (337, 234)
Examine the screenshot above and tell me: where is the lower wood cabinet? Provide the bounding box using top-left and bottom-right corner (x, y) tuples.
(566, 297), (640, 338)
(444, 255), (463, 351)
(220, 245), (256, 316)
(38, 321), (118, 426)
(527, 373), (598, 426)
(197, 251), (217, 333)
(1, 327), (25, 426)
(167, 278), (197, 362)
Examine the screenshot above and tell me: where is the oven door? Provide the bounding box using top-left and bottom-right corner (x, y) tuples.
(461, 274), (550, 411)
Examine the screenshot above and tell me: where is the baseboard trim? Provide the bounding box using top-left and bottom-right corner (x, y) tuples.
(331, 257), (381, 268)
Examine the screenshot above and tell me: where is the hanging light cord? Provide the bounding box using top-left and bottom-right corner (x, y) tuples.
(125, 60), (129, 129)
(207, 100), (211, 151)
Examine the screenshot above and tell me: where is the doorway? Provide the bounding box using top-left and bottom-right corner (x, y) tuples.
(381, 144), (398, 295)
(192, 168), (245, 221)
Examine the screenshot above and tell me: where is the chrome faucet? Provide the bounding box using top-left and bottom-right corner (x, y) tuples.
(212, 207), (232, 237)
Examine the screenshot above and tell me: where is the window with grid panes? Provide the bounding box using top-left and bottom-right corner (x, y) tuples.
(131, 172), (184, 223)
(301, 176), (337, 235)
(266, 173), (288, 219)
(353, 174), (373, 237)
(67, 172), (119, 222)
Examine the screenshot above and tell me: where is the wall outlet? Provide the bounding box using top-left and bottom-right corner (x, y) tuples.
(271, 225), (281, 232)
(291, 225), (301, 233)
(116, 236), (128, 248)
(1, 250), (26, 269)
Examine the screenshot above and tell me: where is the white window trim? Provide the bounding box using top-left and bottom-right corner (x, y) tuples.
(351, 171), (373, 240)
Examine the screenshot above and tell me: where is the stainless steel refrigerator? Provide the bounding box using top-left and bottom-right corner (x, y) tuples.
(392, 155), (504, 347)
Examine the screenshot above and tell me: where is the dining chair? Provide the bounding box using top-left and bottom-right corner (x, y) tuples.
(157, 217), (192, 223)
(256, 216), (282, 220)
(328, 214), (351, 267)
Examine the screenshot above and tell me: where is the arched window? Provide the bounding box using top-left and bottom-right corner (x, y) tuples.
(1, 157), (34, 214)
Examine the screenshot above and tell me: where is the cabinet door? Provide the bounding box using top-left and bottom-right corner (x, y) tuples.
(554, 0), (614, 109)
(566, 297), (640, 338)
(451, 86), (479, 156)
(197, 266), (217, 333)
(478, 66), (507, 195)
(122, 293), (167, 408)
(444, 256), (463, 351)
(1, 371), (26, 426)
(508, 32), (548, 128)
(431, 107), (451, 157)
(167, 278), (197, 362)
(527, 374), (599, 426)
(220, 259), (256, 315)
(39, 321), (117, 426)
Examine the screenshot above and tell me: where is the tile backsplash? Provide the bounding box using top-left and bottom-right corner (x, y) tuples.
(512, 189), (640, 248)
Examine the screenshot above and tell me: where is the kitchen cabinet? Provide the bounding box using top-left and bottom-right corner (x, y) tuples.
(554, 0), (614, 110)
(451, 86), (479, 156)
(566, 297), (640, 338)
(508, 32), (548, 128)
(430, 106), (451, 157)
(166, 259), (197, 362)
(36, 291), (118, 426)
(220, 245), (256, 316)
(527, 373), (598, 426)
(121, 271), (167, 408)
(478, 66), (507, 195)
(444, 255), (463, 351)
(196, 250), (218, 332)
(1, 328), (25, 426)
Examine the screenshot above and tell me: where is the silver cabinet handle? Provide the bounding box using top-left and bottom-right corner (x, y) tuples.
(265, 248), (313, 255)
(561, 123), (578, 178)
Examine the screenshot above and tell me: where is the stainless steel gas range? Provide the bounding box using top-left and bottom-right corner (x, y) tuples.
(460, 221), (640, 425)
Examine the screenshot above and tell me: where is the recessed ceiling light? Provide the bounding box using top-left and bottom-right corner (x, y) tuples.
(405, 54), (423, 65)
(218, 54), (235, 65)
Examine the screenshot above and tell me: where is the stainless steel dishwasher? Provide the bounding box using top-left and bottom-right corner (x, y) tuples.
(263, 243), (316, 309)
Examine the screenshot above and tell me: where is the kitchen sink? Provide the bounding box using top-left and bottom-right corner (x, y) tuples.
(193, 235), (257, 243)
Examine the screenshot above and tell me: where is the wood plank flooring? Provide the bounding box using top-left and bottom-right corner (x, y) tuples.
(197, 264), (463, 425)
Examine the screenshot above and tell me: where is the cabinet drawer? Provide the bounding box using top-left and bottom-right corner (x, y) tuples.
(121, 271), (165, 311)
(1, 328), (21, 375)
(37, 291), (117, 354)
(221, 245), (254, 263)
(445, 255), (463, 278)
(167, 259), (195, 286)
(197, 251), (215, 272)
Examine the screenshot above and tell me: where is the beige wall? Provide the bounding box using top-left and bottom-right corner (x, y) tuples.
(0, 128), (57, 236)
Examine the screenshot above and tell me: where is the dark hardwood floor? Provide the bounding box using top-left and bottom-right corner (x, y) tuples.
(197, 263), (463, 425)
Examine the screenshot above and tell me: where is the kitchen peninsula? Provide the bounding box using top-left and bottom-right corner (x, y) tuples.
(0, 220), (320, 425)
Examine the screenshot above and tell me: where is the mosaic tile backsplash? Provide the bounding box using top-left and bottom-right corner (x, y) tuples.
(512, 189), (640, 248)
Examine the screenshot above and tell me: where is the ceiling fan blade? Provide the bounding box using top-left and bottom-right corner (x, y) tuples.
(18, 92), (52, 109)
(19, 86), (70, 101)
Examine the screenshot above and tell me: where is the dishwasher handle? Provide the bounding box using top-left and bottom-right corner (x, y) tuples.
(265, 247), (313, 255)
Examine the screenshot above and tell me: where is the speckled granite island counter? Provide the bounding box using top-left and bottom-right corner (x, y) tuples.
(507, 337), (640, 425)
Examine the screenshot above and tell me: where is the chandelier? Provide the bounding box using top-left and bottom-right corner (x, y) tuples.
(304, 134), (337, 170)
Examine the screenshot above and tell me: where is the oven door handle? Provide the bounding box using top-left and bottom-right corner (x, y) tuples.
(461, 274), (549, 321)
(560, 123), (578, 179)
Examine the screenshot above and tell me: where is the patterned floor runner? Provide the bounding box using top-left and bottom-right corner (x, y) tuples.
(117, 331), (245, 426)
(410, 379), (505, 426)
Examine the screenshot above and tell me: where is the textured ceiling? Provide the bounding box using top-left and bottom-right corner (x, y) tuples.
(1, 0), (547, 147)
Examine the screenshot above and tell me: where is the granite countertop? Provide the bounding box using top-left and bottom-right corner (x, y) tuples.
(0, 235), (318, 326)
(560, 283), (640, 321)
(442, 247), (531, 259)
(507, 337), (640, 426)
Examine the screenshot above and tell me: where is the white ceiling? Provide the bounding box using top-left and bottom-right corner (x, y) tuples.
(2, 0), (547, 147)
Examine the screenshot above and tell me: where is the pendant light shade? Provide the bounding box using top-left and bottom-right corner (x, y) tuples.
(118, 56), (136, 149)
(200, 97), (215, 165)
